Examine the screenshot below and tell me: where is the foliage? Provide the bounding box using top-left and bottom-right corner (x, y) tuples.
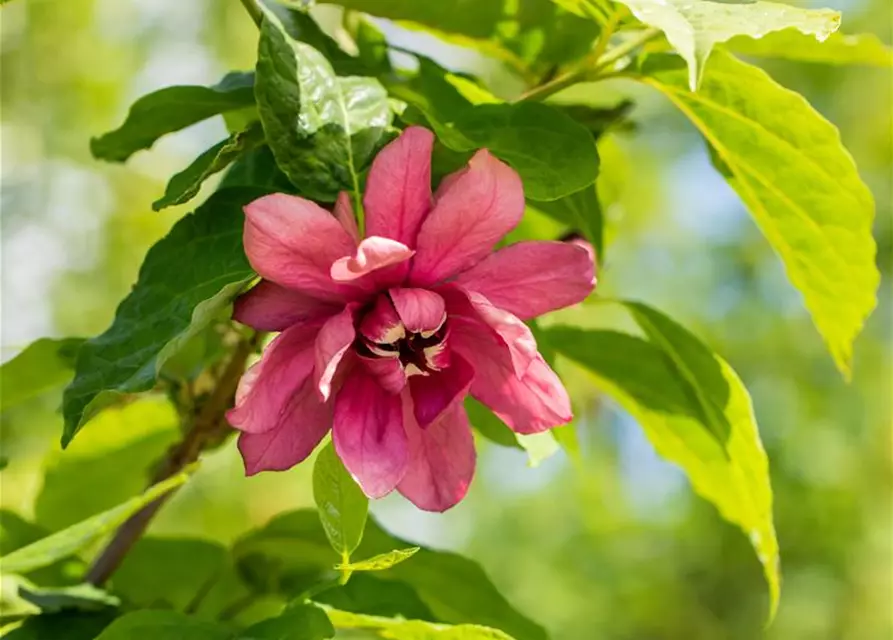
(0, 0), (888, 638)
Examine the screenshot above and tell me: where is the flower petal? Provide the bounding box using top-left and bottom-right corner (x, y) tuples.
(450, 314), (572, 434)
(359, 354), (406, 394)
(314, 304), (359, 402)
(389, 288), (446, 335)
(364, 126), (434, 247)
(409, 353), (474, 428)
(454, 240), (596, 320)
(227, 323), (321, 434)
(410, 150), (524, 286)
(398, 398), (475, 512)
(358, 293), (404, 344)
(233, 280), (340, 332)
(330, 236), (415, 283)
(243, 193), (356, 302)
(237, 400), (331, 475)
(334, 191), (360, 244)
(333, 367), (408, 498)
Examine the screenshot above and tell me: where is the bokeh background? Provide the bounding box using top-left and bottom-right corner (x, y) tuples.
(1, 1), (890, 638)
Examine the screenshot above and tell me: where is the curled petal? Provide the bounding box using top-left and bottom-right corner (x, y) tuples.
(398, 397), (475, 512)
(330, 236), (415, 283)
(243, 194), (356, 302)
(454, 240), (596, 320)
(410, 150), (524, 286)
(333, 368), (409, 498)
(389, 288), (446, 335)
(233, 280), (340, 332)
(314, 304), (359, 402)
(409, 353), (474, 428)
(334, 191), (360, 244)
(358, 294), (405, 344)
(364, 126), (434, 247)
(359, 354), (406, 394)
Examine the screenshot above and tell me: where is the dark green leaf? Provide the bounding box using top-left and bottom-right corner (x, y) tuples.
(36, 398), (179, 531)
(353, 17), (392, 75)
(2, 471), (192, 574)
(233, 511), (547, 640)
(545, 304), (779, 618)
(554, 101), (636, 139)
(635, 52), (878, 376)
(242, 603), (335, 640)
(465, 397), (521, 450)
(62, 187), (269, 445)
(314, 573), (435, 621)
(220, 145), (295, 191)
(0, 338), (83, 411)
(92, 610), (232, 640)
(279, 8), (367, 76)
(113, 538), (228, 612)
(0, 612), (116, 640)
(16, 582), (119, 613)
(153, 122), (266, 211)
(312, 442), (368, 559)
(255, 8), (393, 201)
(90, 72), (256, 162)
(532, 184), (603, 263)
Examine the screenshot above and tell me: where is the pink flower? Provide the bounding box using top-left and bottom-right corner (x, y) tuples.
(227, 127), (596, 512)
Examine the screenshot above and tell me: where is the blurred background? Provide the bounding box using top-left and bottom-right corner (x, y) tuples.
(1, 0), (890, 638)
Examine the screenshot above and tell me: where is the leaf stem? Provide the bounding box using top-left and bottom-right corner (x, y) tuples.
(239, 0), (264, 29)
(518, 27), (661, 102)
(84, 333), (260, 587)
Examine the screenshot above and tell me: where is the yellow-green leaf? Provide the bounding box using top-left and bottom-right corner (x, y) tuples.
(634, 51), (878, 376)
(727, 29), (893, 67)
(336, 547), (420, 572)
(313, 442), (368, 559)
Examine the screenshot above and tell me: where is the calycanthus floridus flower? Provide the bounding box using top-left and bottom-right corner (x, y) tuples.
(227, 126), (596, 512)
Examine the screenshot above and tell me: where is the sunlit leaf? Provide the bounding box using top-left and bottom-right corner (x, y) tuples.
(2, 470), (192, 574)
(255, 7), (393, 202)
(634, 52), (878, 375)
(325, 608), (517, 639)
(16, 581), (119, 613)
(545, 301), (780, 619)
(90, 72), (256, 162)
(313, 442), (368, 559)
(233, 510), (547, 640)
(726, 29), (893, 66)
(62, 187), (269, 445)
(0, 338), (83, 411)
(92, 610), (231, 640)
(152, 122), (266, 211)
(36, 398), (179, 531)
(336, 547), (419, 572)
(616, 0), (840, 88)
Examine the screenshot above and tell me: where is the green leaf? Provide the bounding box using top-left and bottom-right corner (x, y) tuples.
(634, 51), (878, 376)
(616, 0), (840, 89)
(90, 72), (256, 162)
(0, 338), (83, 411)
(279, 8), (368, 76)
(61, 187), (269, 445)
(554, 101), (636, 139)
(220, 145), (295, 191)
(314, 573), (435, 621)
(35, 398), (179, 531)
(515, 433), (560, 468)
(233, 511), (547, 640)
(113, 537), (228, 612)
(465, 398), (521, 450)
(545, 302), (780, 619)
(92, 610), (232, 640)
(0, 611), (116, 640)
(16, 582), (120, 613)
(152, 122), (266, 211)
(336, 547), (419, 572)
(2, 470), (192, 574)
(532, 184), (603, 263)
(242, 603), (335, 640)
(325, 608), (517, 639)
(255, 8), (393, 202)
(726, 29), (893, 66)
(313, 442), (368, 560)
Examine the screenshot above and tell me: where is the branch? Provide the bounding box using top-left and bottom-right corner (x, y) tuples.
(85, 334), (259, 587)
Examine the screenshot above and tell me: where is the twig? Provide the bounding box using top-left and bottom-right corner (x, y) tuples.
(85, 334), (259, 587)
(239, 0), (264, 29)
(518, 27), (661, 102)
